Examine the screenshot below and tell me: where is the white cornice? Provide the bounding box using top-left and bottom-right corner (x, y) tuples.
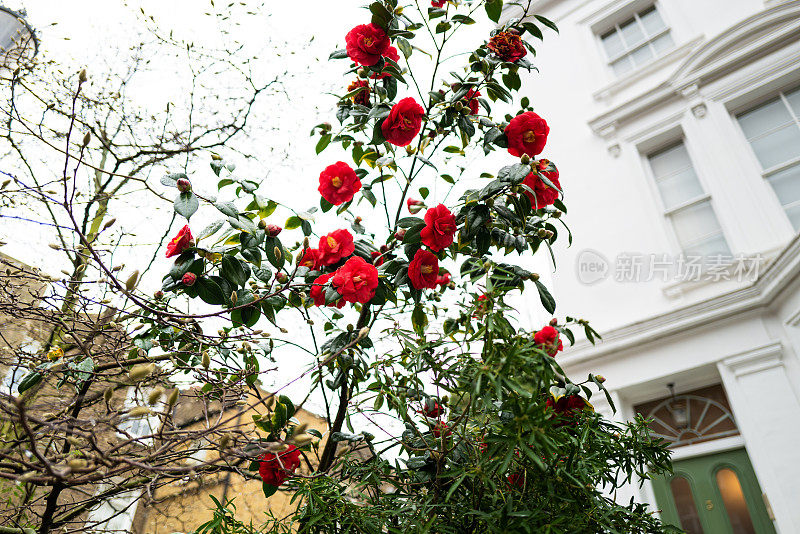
(587, 2), (800, 137)
(560, 234), (800, 366)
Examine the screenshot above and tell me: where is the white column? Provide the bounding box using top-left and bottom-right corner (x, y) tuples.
(718, 341), (800, 534)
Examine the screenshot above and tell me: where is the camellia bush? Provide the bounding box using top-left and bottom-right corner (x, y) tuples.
(0, 0), (675, 533)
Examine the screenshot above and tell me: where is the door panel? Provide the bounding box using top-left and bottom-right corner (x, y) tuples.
(651, 448), (776, 533)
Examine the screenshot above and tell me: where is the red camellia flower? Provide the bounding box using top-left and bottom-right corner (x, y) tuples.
(345, 23), (390, 66)
(310, 273), (344, 308)
(546, 395), (593, 419)
(487, 31), (527, 63)
(419, 400), (444, 418)
(382, 97), (425, 146)
(298, 248), (321, 270)
(258, 445), (302, 487)
(505, 112), (550, 158)
(165, 225), (193, 258)
(408, 249), (439, 290)
(436, 272), (451, 287)
(533, 325), (563, 357)
(464, 88), (481, 115)
(521, 159), (561, 209)
(347, 80), (371, 107)
(332, 256), (379, 304)
(181, 272), (197, 286)
(420, 204), (457, 252)
(318, 229), (355, 266)
(319, 161), (362, 206)
(370, 46), (400, 80)
(431, 0), (446, 6)
(431, 421), (451, 438)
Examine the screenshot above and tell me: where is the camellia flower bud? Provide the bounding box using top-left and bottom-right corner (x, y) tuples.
(276, 272), (288, 283)
(266, 224), (282, 237)
(520, 154), (531, 164)
(258, 219), (267, 229)
(176, 178), (192, 192)
(549, 317), (558, 326)
(529, 273), (540, 281)
(394, 229), (407, 240)
(154, 290), (164, 300)
(407, 198), (424, 214)
(167, 388), (180, 407)
(182, 272), (197, 286)
(596, 375), (606, 383)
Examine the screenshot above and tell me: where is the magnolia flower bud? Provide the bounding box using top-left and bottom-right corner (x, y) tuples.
(230, 291), (238, 305)
(357, 326), (370, 340)
(292, 434), (314, 447)
(293, 423), (308, 435)
(266, 224), (282, 237)
(536, 228), (548, 238)
(129, 363), (155, 382)
(202, 351), (210, 369)
(104, 387), (114, 402)
(273, 246), (282, 261)
(148, 387), (164, 405)
(67, 458), (88, 470)
(167, 388), (180, 407)
(82, 131), (91, 148)
(176, 178), (192, 193)
(125, 270), (139, 292)
(102, 218), (116, 230)
(182, 272), (197, 286)
(128, 406), (151, 418)
(78, 68), (88, 83)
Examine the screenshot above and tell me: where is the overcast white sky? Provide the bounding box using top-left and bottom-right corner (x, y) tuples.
(1, 1), (554, 435)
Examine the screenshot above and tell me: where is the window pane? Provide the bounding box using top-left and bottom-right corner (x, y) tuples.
(639, 7), (666, 36)
(715, 469), (756, 534)
(656, 168), (705, 209)
(785, 86), (800, 118)
(601, 29), (625, 59)
(683, 233), (731, 258)
(649, 143), (694, 178)
(670, 201), (728, 255)
(748, 124), (800, 169)
(767, 163), (800, 208)
(611, 56), (634, 76)
(651, 32), (674, 54)
(619, 17), (645, 48)
(670, 476), (704, 534)
(784, 203), (800, 231)
(630, 43), (655, 66)
(737, 98), (793, 140)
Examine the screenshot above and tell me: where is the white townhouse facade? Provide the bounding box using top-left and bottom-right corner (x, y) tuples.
(507, 0), (800, 532)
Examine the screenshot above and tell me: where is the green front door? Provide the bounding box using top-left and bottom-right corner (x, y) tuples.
(651, 448), (775, 533)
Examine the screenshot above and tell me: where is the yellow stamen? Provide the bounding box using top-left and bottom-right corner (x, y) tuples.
(327, 236), (338, 249)
(421, 265), (433, 274)
(353, 276), (362, 283)
(331, 176), (343, 188)
(523, 131), (537, 144)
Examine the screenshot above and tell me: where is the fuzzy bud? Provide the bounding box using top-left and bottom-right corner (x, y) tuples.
(273, 246), (282, 261)
(104, 387), (114, 402)
(230, 291), (238, 305)
(536, 228), (548, 238)
(176, 178), (192, 193)
(128, 406), (151, 418)
(181, 272), (197, 286)
(148, 387), (164, 405)
(82, 131), (91, 148)
(125, 270), (140, 292)
(102, 218), (116, 231)
(266, 224), (282, 237)
(292, 434), (314, 447)
(167, 388), (180, 407)
(67, 459), (88, 470)
(202, 351), (210, 369)
(78, 68), (88, 83)
(129, 363), (155, 382)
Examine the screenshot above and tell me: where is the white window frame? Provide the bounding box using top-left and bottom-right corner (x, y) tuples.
(732, 87), (800, 231)
(595, 3), (675, 77)
(641, 136), (731, 259)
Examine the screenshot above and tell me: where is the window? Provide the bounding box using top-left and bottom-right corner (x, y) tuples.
(117, 388), (159, 444)
(736, 87), (800, 230)
(599, 5), (674, 76)
(647, 142), (730, 257)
